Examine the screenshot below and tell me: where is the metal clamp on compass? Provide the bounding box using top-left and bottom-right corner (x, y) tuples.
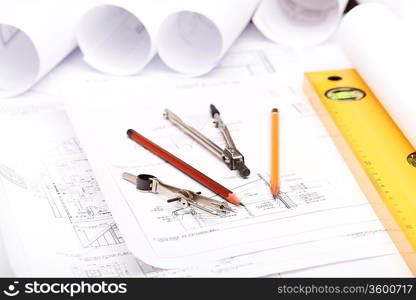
(163, 104), (250, 178)
(122, 172), (233, 216)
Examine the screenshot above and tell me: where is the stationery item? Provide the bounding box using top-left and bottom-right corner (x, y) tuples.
(156, 0), (260, 75)
(270, 108), (280, 198)
(252, 0), (349, 46)
(339, 3), (416, 149)
(0, 0), (95, 98)
(76, 0), (171, 75)
(126, 129), (242, 206)
(164, 105), (250, 178)
(122, 173), (233, 216)
(304, 68), (416, 276)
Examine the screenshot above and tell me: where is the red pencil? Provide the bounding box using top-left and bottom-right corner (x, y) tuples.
(127, 129), (242, 206)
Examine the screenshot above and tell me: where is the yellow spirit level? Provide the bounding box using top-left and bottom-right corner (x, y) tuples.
(304, 69), (416, 276)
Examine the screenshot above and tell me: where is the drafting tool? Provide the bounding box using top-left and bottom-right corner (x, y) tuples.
(164, 105), (250, 178)
(270, 108), (280, 198)
(126, 129), (242, 206)
(304, 69), (416, 275)
(122, 173), (233, 216)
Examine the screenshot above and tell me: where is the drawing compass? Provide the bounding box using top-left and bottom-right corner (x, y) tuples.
(164, 105), (250, 177)
(122, 173), (233, 216)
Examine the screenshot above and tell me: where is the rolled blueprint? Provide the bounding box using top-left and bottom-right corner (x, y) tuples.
(339, 3), (416, 148)
(0, 0), (94, 98)
(76, 0), (171, 75)
(356, 0), (416, 25)
(356, 0), (408, 14)
(253, 0), (348, 46)
(156, 0), (260, 76)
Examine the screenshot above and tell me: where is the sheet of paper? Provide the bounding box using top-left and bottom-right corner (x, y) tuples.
(65, 74), (401, 269)
(0, 90), (398, 277)
(279, 254), (413, 277)
(0, 94), (144, 277)
(157, 0), (260, 75)
(338, 3), (416, 149)
(253, 0), (348, 46)
(0, 0), (98, 98)
(76, 0), (173, 75)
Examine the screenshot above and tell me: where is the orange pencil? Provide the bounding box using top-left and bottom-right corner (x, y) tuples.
(270, 108), (280, 198)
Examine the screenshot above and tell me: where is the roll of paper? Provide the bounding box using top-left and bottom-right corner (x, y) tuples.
(253, 0), (348, 46)
(0, 0), (94, 98)
(76, 0), (171, 75)
(339, 3), (416, 148)
(356, 0), (408, 14)
(156, 0), (260, 76)
(357, 0), (416, 28)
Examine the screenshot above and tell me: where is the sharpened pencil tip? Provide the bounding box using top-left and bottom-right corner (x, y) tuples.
(271, 185), (280, 197)
(226, 193), (242, 206)
(272, 108), (279, 113)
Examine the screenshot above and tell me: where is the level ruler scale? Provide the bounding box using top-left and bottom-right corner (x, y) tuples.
(304, 69), (416, 276)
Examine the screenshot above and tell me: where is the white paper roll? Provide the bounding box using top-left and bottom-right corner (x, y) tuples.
(339, 3), (416, 148)
(253, 0), (348, 46)
(156, 0), (260, 76)
(0, 0), (94, 98)
(356, 0), (408, 14)
(76, 0), (170, 75)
